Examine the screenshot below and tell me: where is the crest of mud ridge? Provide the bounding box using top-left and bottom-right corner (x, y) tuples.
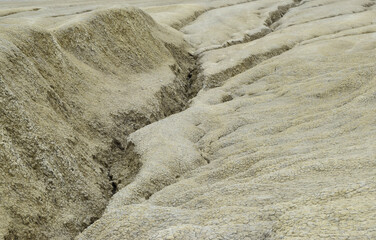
(0, 7), (195, 240)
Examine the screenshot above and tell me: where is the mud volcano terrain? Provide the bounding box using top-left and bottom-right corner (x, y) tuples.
(1, 0), (375, 239)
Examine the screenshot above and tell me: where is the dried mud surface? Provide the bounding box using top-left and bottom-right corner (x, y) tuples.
(1, 0), (376, 239)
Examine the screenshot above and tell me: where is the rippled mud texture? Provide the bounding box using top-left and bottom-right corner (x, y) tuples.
(1, 0), (376, 239)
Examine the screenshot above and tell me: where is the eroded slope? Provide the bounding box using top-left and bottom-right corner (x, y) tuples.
(0, 6), (195, 240)
(1, 0), (376, 239)
(78, 0), (376, 239)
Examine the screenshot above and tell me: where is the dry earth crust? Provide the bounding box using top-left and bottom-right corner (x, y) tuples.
(0, 0), (375, 239)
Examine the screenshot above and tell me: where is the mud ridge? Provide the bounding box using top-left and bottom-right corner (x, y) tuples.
(193, 0), (302, 55)
(192, 0), (302, 88)
(173, 0), (262, 30)
(200, 45), (291, 89)
(0, 7), (200, 240)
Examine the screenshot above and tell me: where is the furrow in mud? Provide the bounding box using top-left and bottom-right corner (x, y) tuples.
(0, 7), (200, 240)
(173, 0), (264, 30)
(189, 0), (303, 88)
(198, 45), (292, 89)
(80, 1), (303, 228)
(76, 2), (304, 237)
(190, 0), (302, 56)
(197, 0), (376, 89)
(3, 0), (376, 239)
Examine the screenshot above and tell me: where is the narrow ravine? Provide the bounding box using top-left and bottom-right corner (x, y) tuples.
(76, 0), (307, 237)
(0, 6), (203, 240)
(2, 0), (376, 239)
(77, 0), (376, 239)
(94, 0), (303, 210)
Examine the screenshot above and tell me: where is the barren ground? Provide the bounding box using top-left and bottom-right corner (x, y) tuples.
(0, 0), (375, 239)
